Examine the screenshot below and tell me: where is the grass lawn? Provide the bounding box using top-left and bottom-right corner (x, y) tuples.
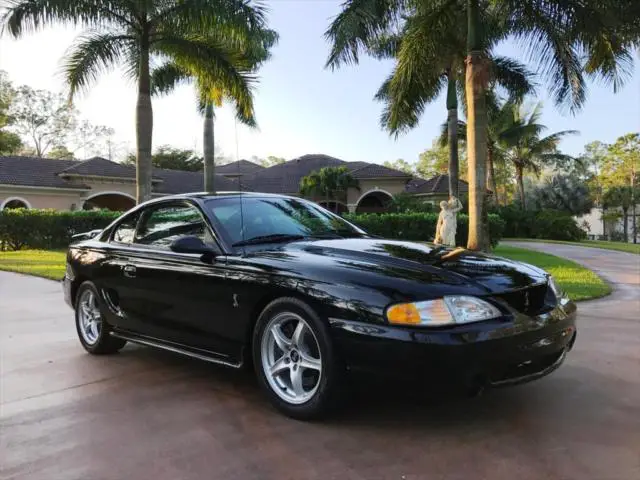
(507, 238), (640, 255)
(494, 245), (611, 301)
(0, 246), (610, 301)
(0, 250), (66, 281)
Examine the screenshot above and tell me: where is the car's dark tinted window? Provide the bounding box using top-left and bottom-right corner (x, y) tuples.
(205, 196), (365, 246)
(111, 213), (139, 244)
(134, 204), (213, 249)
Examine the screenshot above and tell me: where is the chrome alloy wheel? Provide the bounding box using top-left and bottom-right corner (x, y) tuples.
(78, 289), (102, 345)
(261, 312), (322, 405)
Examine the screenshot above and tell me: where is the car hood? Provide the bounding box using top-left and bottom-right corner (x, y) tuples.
(281, 238), (547, 294)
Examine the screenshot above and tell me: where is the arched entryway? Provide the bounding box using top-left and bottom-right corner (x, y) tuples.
(355, 190), (392, 214)
(83, 192), (135, 212)
(1, 197), (31, 210)
(317, 200), (348, 215)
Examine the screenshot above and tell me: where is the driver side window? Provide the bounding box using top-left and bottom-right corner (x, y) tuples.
(134, 204), (213, 249)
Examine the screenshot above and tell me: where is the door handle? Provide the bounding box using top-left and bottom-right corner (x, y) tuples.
(123, 265), (136, 278)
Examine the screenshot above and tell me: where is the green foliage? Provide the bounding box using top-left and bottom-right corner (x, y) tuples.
(527, 174), (594, 215)
(0, 70), (23, 155)
(299, 167), (359, 207)
(344, 212), (505, 247)
(0, 209), (120, 251)
(383, 158), (414, 174)
(417, 140), (467, 180)
(494, 205), (586, 241)
(387, 192), (436, 213)
(47, 145), (76, 160)
(601, 133), (639, 189)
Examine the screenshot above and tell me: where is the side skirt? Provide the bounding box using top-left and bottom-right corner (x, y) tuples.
(110, 329), (244, 369)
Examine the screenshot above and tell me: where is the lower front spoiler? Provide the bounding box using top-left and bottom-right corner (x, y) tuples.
(489, 345), (569, 388)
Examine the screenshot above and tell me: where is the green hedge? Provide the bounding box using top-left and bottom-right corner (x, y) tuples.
(1, 208), (508, 251)
(344, 212), (505, 247)
(0, 209), (120, 251)
(492, 206), (586, 241)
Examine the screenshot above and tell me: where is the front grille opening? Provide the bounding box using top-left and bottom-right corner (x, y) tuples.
(497, 284), (555, 315)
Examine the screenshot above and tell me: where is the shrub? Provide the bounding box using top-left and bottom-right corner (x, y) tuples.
(492, 205), (585, 241)
(0, 209), (120, 251)
(343, 212), (505, 247)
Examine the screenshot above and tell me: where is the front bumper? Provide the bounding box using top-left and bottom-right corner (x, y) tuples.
(62, 274), (73, 309)
(330, 299), (577, 389)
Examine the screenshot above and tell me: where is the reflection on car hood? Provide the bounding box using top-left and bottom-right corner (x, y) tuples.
(285, 238), (547, 293)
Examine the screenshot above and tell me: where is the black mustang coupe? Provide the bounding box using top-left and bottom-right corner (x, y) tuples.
(63, 192), (577, 419)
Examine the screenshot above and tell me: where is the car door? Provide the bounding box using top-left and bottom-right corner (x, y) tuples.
(93, 210), (147, 333)
(127, 201), (238, 355)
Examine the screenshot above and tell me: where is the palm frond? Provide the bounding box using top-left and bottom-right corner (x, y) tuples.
(438, 119), (467, 146)
(2, 0), (137, 36)
(155, 35), (258, 127)
(324, 0), (406, 69)
(62, 31), (134, 99)
(153, 0), (270, 43)
(490, 55), (536, 101)
(150, 62), (191, 96)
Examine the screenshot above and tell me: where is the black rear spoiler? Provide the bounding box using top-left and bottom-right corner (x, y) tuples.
(70, 229), (103, 243)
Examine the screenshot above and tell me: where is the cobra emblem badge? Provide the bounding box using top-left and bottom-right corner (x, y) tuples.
(232, 294), (239, 308)
(524, 291), (530, 310)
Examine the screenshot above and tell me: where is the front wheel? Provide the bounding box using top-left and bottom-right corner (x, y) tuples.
(75, 281), (126, 354)
(253, 298), (342, 420)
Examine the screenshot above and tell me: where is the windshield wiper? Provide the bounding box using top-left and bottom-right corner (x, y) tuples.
(232, 233), (306, 247)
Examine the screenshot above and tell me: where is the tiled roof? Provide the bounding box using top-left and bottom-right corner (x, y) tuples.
(242, 154), (410, 194)
(58, 156), (139, 179)
(216, 159), (264, 175)
(0, 156), (245, 194)
(405, 174), (469, 195)
(152, 168), (247, 194)
(0, 153), (412, 197)
(349, 163), (412, 179)
(0, 156), (87, 189)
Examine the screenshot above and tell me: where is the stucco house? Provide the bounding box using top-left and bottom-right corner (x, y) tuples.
(0, 153), (459, 213)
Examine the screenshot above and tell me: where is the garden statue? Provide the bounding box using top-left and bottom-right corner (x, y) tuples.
(434, 196), (463, 247)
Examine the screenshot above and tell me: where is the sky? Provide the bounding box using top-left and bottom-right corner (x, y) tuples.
(0, 0), (639, 165)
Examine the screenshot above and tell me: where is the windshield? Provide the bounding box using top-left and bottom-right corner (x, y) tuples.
(204, 196), (366, 247)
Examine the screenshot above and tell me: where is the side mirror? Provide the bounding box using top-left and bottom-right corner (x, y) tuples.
(170, 235), (217, 260)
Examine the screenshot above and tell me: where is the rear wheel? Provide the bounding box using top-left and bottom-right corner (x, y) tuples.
(253, 298), (342, 420)
(75, 281), (126, 354)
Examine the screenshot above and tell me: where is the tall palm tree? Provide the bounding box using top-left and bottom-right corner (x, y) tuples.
(498, 101), (577, 209)
(299, 167), (360, 213)
(2, 0), (270, 203)
(151, 29), (277, 192)
(371, 4), (533, 200)
(326, 0), (638, 250)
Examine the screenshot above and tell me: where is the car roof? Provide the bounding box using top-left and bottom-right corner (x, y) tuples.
(138, 191), (301, 207)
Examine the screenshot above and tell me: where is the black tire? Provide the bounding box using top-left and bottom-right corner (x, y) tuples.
(74, 281), (126, 355)
(252, 297), (343, 420)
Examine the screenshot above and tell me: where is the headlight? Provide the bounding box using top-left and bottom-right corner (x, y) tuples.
(548, 275), (563, 298)
(386, 296), (502, 327)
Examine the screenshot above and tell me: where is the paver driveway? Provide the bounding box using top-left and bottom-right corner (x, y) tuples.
(1, 243), (639, 480)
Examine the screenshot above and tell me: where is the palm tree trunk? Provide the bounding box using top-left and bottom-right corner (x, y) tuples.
(516, 164), (526, 210)
(623, 207), (629, 242)
(136, 36), (153, 204)
(203, 103), (215, 192)
(465, 0), (489, 251)
(446, 71), (459, 199)
(486, 144), (497, 205)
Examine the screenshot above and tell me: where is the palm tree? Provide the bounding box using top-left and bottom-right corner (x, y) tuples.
(326, 0), (638, 250)
(327, 1), (533, 201)
(2, 0), (270, 203)
(498, 101), (577, 209)
(151, 29), (277, 192)
(604, 186), (638, 242)
(299, 167), (360, 213)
